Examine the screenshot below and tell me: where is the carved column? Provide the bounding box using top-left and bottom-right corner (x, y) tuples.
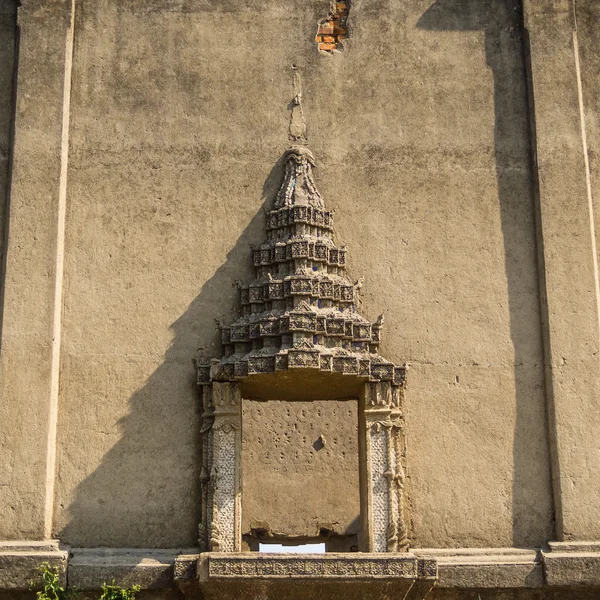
(208, 382), (242, 552)
(198, 386), (214, 551)
(389, 385), (409, 552)
(360, 382), (408, 552)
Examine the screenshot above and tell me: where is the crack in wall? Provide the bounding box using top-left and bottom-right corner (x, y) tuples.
(316, 1), (350, 54)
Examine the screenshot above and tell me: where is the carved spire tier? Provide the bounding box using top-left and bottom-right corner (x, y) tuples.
(196, 144), (405, 388)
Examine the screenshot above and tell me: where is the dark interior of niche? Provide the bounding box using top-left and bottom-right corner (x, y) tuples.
(244, 530), (360, 553)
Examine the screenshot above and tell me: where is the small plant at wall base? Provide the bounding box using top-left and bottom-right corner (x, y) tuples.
(100, 581), (141, 600)
(31, 564), (141, 600)
(31, 563), (74, 600)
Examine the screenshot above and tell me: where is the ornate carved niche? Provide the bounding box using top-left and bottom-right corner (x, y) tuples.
(196, 144), (408, 554)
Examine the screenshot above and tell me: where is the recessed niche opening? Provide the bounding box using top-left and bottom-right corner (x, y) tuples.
(242, 398), (361, 553)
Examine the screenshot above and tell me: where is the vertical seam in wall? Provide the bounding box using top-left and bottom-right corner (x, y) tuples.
(572, 10), (600, 347)
(44, 0), (75, 540)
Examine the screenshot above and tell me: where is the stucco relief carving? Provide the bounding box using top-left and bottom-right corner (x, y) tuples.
(195, 144), (405, 388)
(195, 138), (408, 553)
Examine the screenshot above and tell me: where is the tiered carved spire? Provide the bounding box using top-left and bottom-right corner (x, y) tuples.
(196, 144), (405, 388)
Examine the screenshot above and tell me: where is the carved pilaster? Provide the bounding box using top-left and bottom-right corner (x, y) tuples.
(208, 382), (242, 552)
(360, 382), (409, 552)
(199, 386), (214, 552)
(389, 386), (409, 552)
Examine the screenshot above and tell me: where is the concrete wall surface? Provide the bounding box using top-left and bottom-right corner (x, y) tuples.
(0, 0), (599, 594)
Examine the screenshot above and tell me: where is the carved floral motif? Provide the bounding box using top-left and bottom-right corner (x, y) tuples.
(205, 554), (418, 578)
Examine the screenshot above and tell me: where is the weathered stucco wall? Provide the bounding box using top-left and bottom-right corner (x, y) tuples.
(0, 0), (73, 540)
(0, 0), (16, 512)
(36, 0), (552, 549)
(564, 0), (600, 539)
(579, 0), (600, 416)
(522, 0), (600, 543)
(579, 0), (600, 247)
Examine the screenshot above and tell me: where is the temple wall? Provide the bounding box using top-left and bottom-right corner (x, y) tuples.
(522, 0), (600, 542)
(42, 0), (551, 549)
(0, 0), (72, 541)
(2, 0), (598, 570)
(579, 12), (600, 536)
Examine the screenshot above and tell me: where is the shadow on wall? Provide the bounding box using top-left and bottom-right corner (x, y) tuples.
(59, 156), (288, 548)
(417, 0), (553, 547)
(0, 0), (18, 349)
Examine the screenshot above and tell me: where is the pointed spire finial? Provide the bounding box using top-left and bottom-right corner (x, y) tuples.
(289, 65), (308, 144)
(196, 87), (405, 394)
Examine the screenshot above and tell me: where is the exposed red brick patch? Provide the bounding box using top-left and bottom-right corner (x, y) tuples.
(316, 0), (350, 53)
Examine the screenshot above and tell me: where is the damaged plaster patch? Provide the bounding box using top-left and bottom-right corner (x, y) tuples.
(316, 1), (350, 53)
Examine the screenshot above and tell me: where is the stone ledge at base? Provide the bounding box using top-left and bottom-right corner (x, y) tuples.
(3, 543), (600, 595)
(196, 552), (436, 600)
(69, 548), (199, 590)
(198, 552), (436, 580)
(413, 548), (543, 589)
(0, 541), (68, 590)
(543, 541), (600, 588)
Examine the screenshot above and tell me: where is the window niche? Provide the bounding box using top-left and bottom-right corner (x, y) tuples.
(195, 145), (408, 555)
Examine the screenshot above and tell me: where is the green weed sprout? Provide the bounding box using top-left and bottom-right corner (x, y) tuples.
(99, 581), (141, 600)
(31, 562), (74, 600)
